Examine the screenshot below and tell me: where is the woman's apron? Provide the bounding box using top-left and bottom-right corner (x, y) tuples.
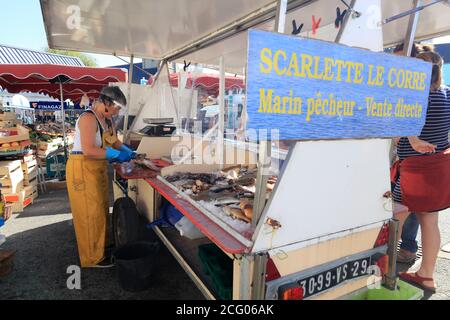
(66, 112), (118, 267)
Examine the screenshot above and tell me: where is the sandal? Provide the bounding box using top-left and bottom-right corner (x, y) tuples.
(399, 272), (437, 293)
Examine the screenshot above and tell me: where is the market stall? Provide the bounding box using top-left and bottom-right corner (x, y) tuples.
(1, 90), (74, 178)
(0, 63), (127, 175)
(40, 0), (450, 300)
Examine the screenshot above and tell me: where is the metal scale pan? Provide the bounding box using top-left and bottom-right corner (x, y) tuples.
(143, 118), (174, 125)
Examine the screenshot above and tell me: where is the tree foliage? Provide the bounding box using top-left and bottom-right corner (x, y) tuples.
(44, 48), (97, 66)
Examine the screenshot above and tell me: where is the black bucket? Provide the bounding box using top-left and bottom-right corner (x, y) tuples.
(113, 241), (160, 292)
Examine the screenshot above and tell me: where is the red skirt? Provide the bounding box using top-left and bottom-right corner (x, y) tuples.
(395, 149), (450, 213)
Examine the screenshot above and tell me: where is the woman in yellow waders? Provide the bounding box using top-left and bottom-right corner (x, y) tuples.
(66, 86), (135, 268)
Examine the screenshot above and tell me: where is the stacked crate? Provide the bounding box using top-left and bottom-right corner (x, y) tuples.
(37, 137), (63, 158)
(0, 116), (20, 129)
(0, 112), (36, 213)
(21, 154), (39, 203)
(0, 115), (31, 154)
(0, 160), (31, 213)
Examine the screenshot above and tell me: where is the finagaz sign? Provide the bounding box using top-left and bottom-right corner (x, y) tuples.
(30, 101), (68, 110)
(246, 30), (432, 140)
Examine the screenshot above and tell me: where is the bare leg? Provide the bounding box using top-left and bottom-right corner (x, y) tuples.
(416, 212), (440, 288)
(393, 202), (410, 242)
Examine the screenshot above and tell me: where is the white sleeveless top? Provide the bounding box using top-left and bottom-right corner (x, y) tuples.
(72, 111), (104, 152)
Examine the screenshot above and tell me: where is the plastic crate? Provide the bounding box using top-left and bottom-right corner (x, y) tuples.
(46, 154), (66, 178)
(210, 271), (232, 300)
(347, 280), (424, 300)
(198, 243), (233, 300)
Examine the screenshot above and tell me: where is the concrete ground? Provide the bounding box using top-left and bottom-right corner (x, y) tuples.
(397, 207), (450, 300)
(0, 188), (204, 300)
(0, 187), (449, 300)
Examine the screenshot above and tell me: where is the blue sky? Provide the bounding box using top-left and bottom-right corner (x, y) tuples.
(0, 0), (137, 67)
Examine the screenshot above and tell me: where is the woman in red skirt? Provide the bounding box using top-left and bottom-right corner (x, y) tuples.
(393, 51), (450, 292)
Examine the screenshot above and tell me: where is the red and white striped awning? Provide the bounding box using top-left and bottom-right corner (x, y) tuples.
(0, 64), (127, 101)
(149, 73), (245, 96)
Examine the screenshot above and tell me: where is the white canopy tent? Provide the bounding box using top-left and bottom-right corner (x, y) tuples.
(0, 91), (60, 110)
(40, 0), (450, 73)
(0, 91), (65, 124)
(0, 92), (32, 109)
(17, 92), (60, 103)
(40, 0), (450, 139)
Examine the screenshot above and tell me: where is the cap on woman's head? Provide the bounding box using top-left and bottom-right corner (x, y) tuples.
(99, 86), (127, 107)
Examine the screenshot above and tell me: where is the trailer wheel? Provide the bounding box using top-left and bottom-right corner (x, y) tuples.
(112, 197), (140, 248)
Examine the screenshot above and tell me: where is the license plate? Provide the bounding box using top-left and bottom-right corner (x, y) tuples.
(297, 257), (372, 299)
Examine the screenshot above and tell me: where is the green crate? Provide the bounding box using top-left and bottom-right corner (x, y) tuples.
(198, 243), (232, 277)
(348, 280), (424, 300)
(210, 271), (232, 300)
(46, 155), (66, 178)
(198, 243), (233, 300)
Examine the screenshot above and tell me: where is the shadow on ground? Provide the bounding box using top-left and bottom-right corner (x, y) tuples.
(14, 189), (71, 219)
(397, 258), (450, 300)
(0, 189), (204, 300)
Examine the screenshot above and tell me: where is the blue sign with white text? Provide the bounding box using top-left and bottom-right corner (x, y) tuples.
(29, 101), (68, 110)
(246, 30), (432, 140)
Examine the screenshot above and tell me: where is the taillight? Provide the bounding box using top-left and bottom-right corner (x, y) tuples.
(374, 223), (390, 247)
(374, 254), (389, 276)
(278, 284), (304, 300)
(266, 258), (281, 282)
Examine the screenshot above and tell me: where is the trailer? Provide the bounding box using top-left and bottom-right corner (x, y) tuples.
(41, 0), (450, 300)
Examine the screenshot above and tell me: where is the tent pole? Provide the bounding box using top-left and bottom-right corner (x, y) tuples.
(59, 82), (67, 161)
(59, 82), (68, 164)
(218, 55), (225, 169)
(123, 54), (134, 141)
(403, 0), (422, 57)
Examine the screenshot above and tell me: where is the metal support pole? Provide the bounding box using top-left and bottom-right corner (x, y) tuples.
(178, 69), (183, 131)
(387, 1), (422, 166)
(236, 256), (254, 300)
(248, 6), (289, 302)
(54, 153), (61, 179)
(37, 157), (47, 193)
(123, 54), (134, 141)
(335, 0), (357, 43)
(382, 0), (443, 25)
(59, 82), (68, 164)
(253, 142), (272, 228)
(385, 219), (400, 290)
(274, 0), (288, 33)
(404, 0), (422, 57)
(251, 254), (268, 300)
(218, 56), (225, 168)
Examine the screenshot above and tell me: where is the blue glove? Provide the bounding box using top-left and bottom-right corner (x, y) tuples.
(117, 151), (133, 163)
(119, 144), (137, 159)
(106, 147), (121, 161)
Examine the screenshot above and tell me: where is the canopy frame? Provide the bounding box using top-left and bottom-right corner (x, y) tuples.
(160, 0), (315, 62)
